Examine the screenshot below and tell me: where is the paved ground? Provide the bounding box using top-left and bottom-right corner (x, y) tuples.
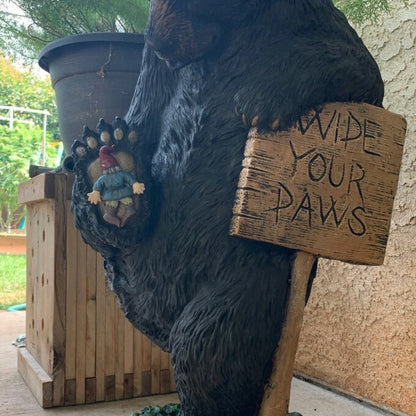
(0, 311), (393, 416)
(289, 379), (393, 416)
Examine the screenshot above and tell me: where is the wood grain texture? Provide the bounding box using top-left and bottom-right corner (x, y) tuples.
(52, 175), (68, 406)
(85, 377), (97, 404)
(17, 173), (55, 204)
(64, 378), (76, 405)
(151, 341), (161, 394)
(133, 330), (143, 396)
(75, 242), (87, 404)
(25, 204), (37, 358)
(18, 173), (176, 408)
(17, 347), (53, 408)
(115, 307), (125, 400)
(85, 244), (97, 379)
(65, 200), (77, 383)
(95, 254), (106, 402)
(231, 103), (407, 265)
(124, 320), (134, 375)
(259, 252), (316, 416)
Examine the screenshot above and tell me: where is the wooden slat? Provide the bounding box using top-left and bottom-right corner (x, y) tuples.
(17, 348), (53, 408)
(85, 377), (97, 404)
(85, 244), (97, 379)
(142, 371), (152, 396)
(18, 173), (55, 204)
(105, 285), (116, 383)
(160, 350), (170, 370)
(231, 102), (407, 265)
(115, 307), (125, 400)
(95, 254), (106, 402)
(52, 174), (67, 406)
(40, 200), (55, 374)
(142, 334), (152, 395)
(64, 379), (76, 405)
(65, 173), (75, 200)
(75, 241), (87, 404)
(160, 351), (171, 393)
(65, 200), (78, 382)
(151, 342), (161, 394)
(170, 363), (176, 392)
(133, 330), (143, 396)
(31, 204), (42, 365)
(25, 205), (36, 356)
(142, 335), (152, 373)
(105, 375), (116, 402)
(160, 370), (171, 394)
(139, 333), (153, 396)
(124, 319), (134, 375)
(124, 373), (134, 399)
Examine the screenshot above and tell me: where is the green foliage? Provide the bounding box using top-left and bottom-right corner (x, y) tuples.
(0, 0), (150, 60)
(0, 124), (57, 231)
(0, 53), (60, 231)
(333, 0), (401, 24)
(131, 404), (181, 416)
(0, 254), (26, 310)
(334, 0), (387, 23)
(0, 0), (410, 61)
(0, 53), (59, 135)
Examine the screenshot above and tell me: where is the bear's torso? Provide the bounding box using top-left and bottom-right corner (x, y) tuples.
(112, 5), (384, 347)
(114, 60), (292, 348)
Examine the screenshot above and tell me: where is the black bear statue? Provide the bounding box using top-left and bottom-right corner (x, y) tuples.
(71, 1), (384, 415)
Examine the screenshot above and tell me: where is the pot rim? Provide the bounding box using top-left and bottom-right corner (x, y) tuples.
(38, 32), (145, 72)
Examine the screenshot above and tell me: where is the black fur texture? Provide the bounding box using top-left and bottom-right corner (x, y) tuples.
(71, 1), (383, 415)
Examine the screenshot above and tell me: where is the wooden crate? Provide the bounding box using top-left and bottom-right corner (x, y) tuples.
(17, 173), (175, 408)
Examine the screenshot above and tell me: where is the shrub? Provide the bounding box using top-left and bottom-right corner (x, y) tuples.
(0, 124), (57, 231)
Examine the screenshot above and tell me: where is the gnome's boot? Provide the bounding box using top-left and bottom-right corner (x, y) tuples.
(103, 204), (121, 227)
(120, 203), (136, 227)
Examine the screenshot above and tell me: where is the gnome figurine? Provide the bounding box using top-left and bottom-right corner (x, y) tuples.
(87, 145), (145, 227)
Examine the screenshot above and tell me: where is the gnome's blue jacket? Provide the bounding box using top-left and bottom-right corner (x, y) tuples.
(93, 168), (136, 201)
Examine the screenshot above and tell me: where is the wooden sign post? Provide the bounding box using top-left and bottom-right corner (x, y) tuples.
(230, 102), (407, 415)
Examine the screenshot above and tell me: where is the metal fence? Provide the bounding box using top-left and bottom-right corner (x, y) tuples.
(0, 105), (49, 166)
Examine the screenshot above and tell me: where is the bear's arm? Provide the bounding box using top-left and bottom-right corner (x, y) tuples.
(125, 45), (179, 141)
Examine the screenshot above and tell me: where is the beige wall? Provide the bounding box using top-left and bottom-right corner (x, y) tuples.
(295, 1), (416, 415)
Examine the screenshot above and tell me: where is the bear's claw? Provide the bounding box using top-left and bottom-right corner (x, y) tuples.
(70, 117), (150, 252)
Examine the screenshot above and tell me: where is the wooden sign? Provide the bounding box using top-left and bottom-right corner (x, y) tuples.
(230, 102), (407, 265)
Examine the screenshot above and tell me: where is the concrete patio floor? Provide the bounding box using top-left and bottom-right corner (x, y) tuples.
(0, 311), (393, 416)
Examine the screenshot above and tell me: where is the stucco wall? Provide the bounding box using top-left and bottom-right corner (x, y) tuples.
(295, 1), (416, 415)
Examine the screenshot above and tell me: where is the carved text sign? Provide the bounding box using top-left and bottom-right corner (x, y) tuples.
(230, 103), (407, 265)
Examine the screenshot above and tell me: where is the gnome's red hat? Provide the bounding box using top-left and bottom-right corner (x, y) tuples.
(99, 145), (118, 171)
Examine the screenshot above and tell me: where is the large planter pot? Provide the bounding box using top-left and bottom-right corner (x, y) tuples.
(39, 32), (144, 155)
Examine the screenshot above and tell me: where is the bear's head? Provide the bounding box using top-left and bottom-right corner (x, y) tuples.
(145, 0), (261, 69)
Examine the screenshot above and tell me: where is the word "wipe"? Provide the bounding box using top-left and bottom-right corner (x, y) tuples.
(231, 102), (406, 265)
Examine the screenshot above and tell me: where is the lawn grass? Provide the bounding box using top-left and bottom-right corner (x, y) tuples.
(0, 254), (26, 310)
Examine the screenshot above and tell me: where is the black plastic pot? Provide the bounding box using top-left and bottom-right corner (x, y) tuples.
(39, 32), (144, 154)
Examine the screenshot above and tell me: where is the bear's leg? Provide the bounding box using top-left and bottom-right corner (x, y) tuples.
(169, 270), (290, 416)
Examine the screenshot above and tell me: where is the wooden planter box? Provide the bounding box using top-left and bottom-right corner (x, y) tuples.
(17, 173), (175, 408)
